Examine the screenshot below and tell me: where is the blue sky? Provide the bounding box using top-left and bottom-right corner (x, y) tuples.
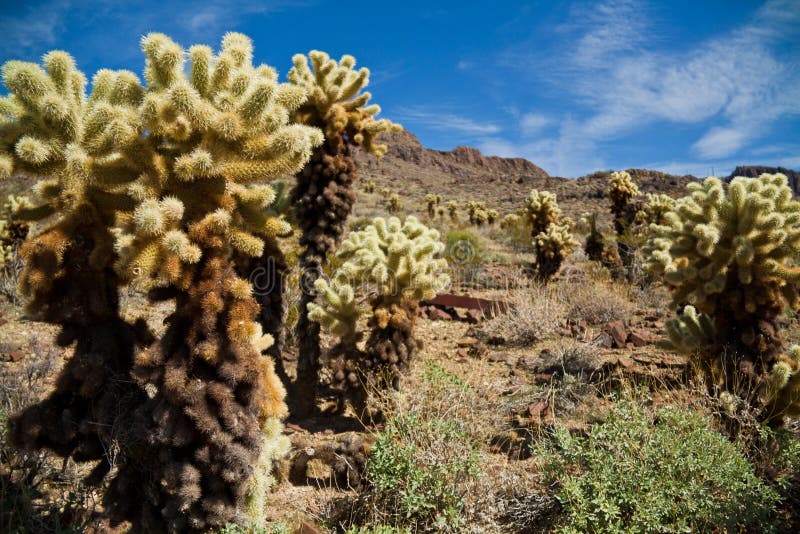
(1, 0), (798, 177)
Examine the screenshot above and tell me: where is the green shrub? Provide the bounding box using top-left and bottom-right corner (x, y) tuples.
(540, 402), (780, 533)
(363, 412), (481, 531)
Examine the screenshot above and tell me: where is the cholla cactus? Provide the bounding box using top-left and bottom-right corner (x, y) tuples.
(578, 212), (604, 262)
(641, 193), (676, 226)
(0, 195), (29, 270)
(363, 179), (376, 193)
(534, 222), (578, 281)
(500, 213), (521, 229)
(446, 200), (459, 222)
(308, 216), (449, 419)
(487, 209), (499, 225)
(288, 51), (401, 417)
(524, 189), (560, 237)
(608, 171), (642, 268)
(465, 200), (489, 226)
(524, 189), (575, 281)
(0, 49), (157, 489)
(387, 193), (402, 213)
(645, 173), (800, 425)
(424, 193), (441, 217)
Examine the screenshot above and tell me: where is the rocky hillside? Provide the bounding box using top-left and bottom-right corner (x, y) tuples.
(354, 131), (698, 219)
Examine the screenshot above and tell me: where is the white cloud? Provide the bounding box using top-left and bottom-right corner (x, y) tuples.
(492, 0), (800, 175)
(692, 127), (750, 160)
(0, 1), (69, 56)
(398, 107), (501, 135)
(520, 113), (550, 135)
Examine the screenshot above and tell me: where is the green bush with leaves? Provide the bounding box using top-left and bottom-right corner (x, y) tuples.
(362, 412), (481, 531)
(541, 403), (780, 533)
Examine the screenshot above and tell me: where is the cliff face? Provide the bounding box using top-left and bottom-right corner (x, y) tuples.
(374, 130), (549, 180)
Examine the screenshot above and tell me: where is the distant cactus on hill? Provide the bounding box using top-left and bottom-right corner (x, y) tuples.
(523, 189), (576, 281)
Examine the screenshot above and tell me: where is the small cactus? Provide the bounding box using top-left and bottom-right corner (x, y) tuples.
(446, 200), (459, 222)
(387, 192), (402, 213)
(363, 180), (376, 193)
(288, 50), (401, 417)
(524, 190), (576, 281)
(308, 216), (449, 419)
(424, 193), (441, 217)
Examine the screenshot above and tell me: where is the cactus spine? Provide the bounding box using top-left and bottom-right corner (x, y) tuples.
(287, 50), (400, 418)
(308, 216), (449, 420)
(645, 173), (800, 425)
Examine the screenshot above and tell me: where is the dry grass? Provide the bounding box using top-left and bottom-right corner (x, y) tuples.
(563, 276), (636, 326)
(480, 283), (568, 346)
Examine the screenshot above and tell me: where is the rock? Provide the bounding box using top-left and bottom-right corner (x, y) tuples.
(516, 354), (538, 371)
(528, 401), (549, 420)
(465, 309), (484, 324)
(455, 349), (468, 360)
(285, 423), (306, 434)
(457, 337), (479, 348)
(629, 330), (657, 347)
(618, 356), (636, 370)
(594, 331), (614, 348)
(533, 373), (553, 384)
(427, 306), (453, 321)
(488, 352), (510, 364)
(604, 321), (627, 348)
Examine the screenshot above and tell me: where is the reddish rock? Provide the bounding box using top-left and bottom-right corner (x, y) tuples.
(594, 331), (614, 349)
(466, 309), (484, 324)
(528, 401), (549, 420)
(456, 349), (469, 360)
(629, 330), (657, 347)
(533, 373), (553, 384)
(427, 307), (453, 321)
(457, 337), (479, 348)
(604, 320), (627, 348)
(488, 352), (510, 364)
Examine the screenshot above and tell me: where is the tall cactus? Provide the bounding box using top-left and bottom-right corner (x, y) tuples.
(607, 170), (641, 268)
(1, 50), (154, 480)
(645, 173), (800, 425)
(103, 33), (322, 531)
(287, 50), (400, 417)
(523, 189), (576, 281)
(308, 216), (449, 420)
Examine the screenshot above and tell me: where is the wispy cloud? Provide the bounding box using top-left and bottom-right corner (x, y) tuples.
(0, 1), (70, 57)
(520, 113), (550, 135)
(488, 0), (800, 176)
(397, 106), (501, 135)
